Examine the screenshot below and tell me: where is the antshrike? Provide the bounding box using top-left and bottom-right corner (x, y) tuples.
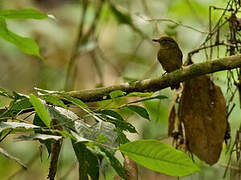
(153, 36), (183, 89)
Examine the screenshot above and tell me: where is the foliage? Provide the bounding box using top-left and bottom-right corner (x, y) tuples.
(119, 139), (200, 177)
(0, 87), (200, 179)
(0, 8), (47, 58)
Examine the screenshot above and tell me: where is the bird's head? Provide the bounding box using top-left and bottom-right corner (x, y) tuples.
(152, 36), (178, 48)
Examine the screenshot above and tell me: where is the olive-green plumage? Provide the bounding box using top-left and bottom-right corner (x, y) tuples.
(153, 36), (183, 89)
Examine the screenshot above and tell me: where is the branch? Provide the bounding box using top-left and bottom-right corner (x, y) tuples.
(66, 55), (241, 102)
(142, 16), (208, 34)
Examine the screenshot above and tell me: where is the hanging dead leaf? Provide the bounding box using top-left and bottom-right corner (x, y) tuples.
(238, 74), (241, 108)
(178, 75), (228, 165)
(168, 87), (183, 136)
(168, 106), (176, 136)
(123, 155), (138, 180)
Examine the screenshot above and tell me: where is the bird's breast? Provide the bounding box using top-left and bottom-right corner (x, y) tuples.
(157, 47), (182, 73)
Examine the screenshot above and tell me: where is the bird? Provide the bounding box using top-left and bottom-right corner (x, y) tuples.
(153, 36), (183, 89)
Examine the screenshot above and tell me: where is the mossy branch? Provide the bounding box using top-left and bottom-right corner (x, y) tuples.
(66, 55), (241, 102)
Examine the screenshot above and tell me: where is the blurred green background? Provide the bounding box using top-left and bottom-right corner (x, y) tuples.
(0, 0), (240, 179)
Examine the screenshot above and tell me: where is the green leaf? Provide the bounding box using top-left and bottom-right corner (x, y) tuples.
(143, 100), (168, 123)
(63, 95), (102, 122)
(33, 114), (48, 129)
(128, 94), (168, 104)
(63, 95), (89, 110)
(126, 105), (150, 120)
(0, 88), (14, 99)
(55, 130), (76, 140)
(0, 108), (6, 117)
(34, 87), (62, 94)
(97, 133), (110, 143)
(0, 16), (42, 58)
(0, 121), (39, 133)
(127, 92), (153, 97)
(99, 146), (127, 179)
(33, 114), (52, 155)
(33, 113), (76, 155)
(2, 98), (32, 117)
(109, 90), (125, 99)
(12, 91), (28, 100)
(19, 134), (62, 141)
(29, 94), (51, 128)
(73, 120), (117, 147)
(0, 147), (27, 169)
(46, 106), (76, 131)
(72, 141), (101, 180)
(42, 94), (67, 109)
(98, 109), (137, 133)
(116, 128), (129, 145)
(0, 9), (48, 19)
(119, 139), (200, 177)
(100, 109), (124, 121)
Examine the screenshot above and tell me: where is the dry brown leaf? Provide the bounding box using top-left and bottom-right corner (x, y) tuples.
(168, 106), (176, 136)
(124, 155), (138, 180)
(168, 85), (183, 136)
(238, 74), (241, 108)
(178, 75), (228, 165)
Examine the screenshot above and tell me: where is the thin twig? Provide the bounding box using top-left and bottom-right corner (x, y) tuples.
(123, 155), (138, 180)
(47, 119), (63, 180)
(64, 0), (88, 91)
(221, 163), (241, 170)
(81, 0), (104, 42)
(227, 87), (237, 114)
(209, 6), (213, 60)
(211, 6), (241, 12)
(143, 17), (208, 34)
(0, 130), (12, 142)
(188, 42), (238, 58)
(201, 2), (232, 47)
(227, 103), (236, 119)
(223, 133), (237, 178)
(66, 0), (105, 90)
(109, 2), (151, 42)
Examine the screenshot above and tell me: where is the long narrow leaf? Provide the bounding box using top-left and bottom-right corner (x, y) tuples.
(19, 134), (62, 141)
(72, 141), (101, 180)
(98, 109), (137, 133)
(29, 94), (51, 128)
(0, 16), (42, 58)
(0, 122), (39, 133)
(0, 147), (27, 169)
(0, 9), (48, 19)
(63, 95), (102, 122)
(42, 95), (67, 109)
(128, 94), (168, 104)
(126, 105), (150, 120)
(99, 146), (127, 180)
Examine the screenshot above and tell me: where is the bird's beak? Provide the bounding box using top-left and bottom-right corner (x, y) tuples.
(152, 39), (159, 42)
